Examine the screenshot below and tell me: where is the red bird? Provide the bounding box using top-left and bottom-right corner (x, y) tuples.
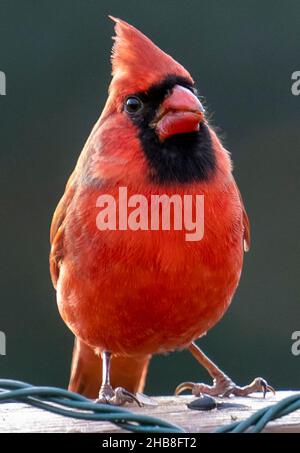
(50, 17), (274, 404)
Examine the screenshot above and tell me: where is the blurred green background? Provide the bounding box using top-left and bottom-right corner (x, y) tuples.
(0, 0), (299, 394)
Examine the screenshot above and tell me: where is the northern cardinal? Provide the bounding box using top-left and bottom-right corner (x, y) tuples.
(50, 17), (274, 404)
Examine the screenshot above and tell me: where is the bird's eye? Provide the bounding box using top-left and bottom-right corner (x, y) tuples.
(124, 96), (143, 114)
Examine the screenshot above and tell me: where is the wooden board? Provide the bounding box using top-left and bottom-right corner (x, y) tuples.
(0, 391), (300, 433)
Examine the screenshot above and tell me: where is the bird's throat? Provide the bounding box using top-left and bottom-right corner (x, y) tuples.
(138, 122), (216, 184)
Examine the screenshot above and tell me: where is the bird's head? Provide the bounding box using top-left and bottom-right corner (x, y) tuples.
(107, 16), (204, 140)
(84, 18), (229, 185)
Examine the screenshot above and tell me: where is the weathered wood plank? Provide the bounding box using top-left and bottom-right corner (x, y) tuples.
(0, 391), (299, 433)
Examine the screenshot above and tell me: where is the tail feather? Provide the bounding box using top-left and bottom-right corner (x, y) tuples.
(68, 338), (151, 398)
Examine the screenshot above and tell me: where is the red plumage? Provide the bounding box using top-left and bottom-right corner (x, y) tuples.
(50, 18), (250, 397)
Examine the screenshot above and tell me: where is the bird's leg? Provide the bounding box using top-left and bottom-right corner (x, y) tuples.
(97, 351), (142, 406)
(175, 342), (275, 398)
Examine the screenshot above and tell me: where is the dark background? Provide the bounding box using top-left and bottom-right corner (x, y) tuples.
(0, 0), (299, 394)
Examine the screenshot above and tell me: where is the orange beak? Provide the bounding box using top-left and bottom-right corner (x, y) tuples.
(154, 85), (205, 142)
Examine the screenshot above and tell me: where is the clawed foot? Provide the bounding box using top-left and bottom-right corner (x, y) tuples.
(96, 383), (143, 406)
(175, 375), (275, 398)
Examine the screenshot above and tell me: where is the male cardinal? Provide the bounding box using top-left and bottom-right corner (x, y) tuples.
(50, 17), (274, 404)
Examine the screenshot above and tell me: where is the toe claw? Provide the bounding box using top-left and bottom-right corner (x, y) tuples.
(259, 378), (275, 398)
(260, 379), (268, 398)
(113, 387), (143, 406)
(267, 385), (276, 395)
(175, 382), (195, 396)
(120, 388), (143, 407)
